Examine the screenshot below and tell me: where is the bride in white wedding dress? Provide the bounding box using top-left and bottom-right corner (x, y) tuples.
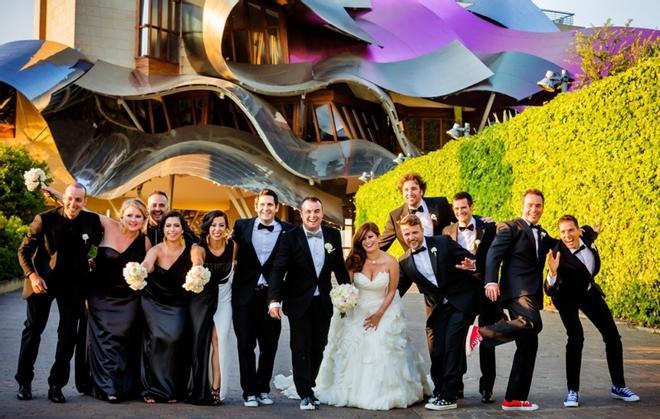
(275, 222), (429, 410)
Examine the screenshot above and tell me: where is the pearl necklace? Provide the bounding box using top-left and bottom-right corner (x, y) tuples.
(366, 257), (378, 264)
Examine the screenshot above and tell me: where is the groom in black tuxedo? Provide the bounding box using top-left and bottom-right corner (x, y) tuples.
(268, 196), (350, 411)
(442, 192), (502, 404)
(380, 172), (455, 252)
(16, 183), (102, 403)
(232, 189), (293, 407)
(466, 189), (556, 412)
(398, 214), (477, 411)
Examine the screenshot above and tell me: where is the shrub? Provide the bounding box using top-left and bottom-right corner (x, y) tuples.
(0, 146), (48, 224)
(356, 56), (660, 327)
(0, 212), (28, 282)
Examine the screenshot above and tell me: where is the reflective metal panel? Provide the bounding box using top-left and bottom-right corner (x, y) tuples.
(465, 0), (559, 33)
(301, 0), (380, 45)
(74, 61), (398, 181)
(0, 40), (92, 112)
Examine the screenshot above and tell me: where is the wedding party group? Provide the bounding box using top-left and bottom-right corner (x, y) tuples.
(14, 171), (639, 412)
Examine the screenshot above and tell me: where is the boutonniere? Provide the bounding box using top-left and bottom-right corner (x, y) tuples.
(324, 243), (335, 254)
(430, 246), (437, 255)
(590, 242), (597, 251)
(82, 233), (89, 244)
(431, 214), (437, 222)
(540, 231), (547, 239)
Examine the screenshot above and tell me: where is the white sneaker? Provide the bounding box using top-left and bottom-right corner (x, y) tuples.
(257, 393), (274, 405)
(244, 395), (258, 407)
(300, 396), (316, 410)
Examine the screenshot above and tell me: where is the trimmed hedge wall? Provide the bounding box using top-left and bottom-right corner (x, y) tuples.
(355, 56), (659, 327)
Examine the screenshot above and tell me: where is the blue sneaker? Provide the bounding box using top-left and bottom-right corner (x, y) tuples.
(611, 386), (640, 402)
(563, 390), (579, 407)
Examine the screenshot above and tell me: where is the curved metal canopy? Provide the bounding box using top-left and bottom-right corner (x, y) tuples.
(74, 61), (397, 181)
(465, 0), (559, 33)
(301, 0), (381, 46)
(0, 40), (92, 112)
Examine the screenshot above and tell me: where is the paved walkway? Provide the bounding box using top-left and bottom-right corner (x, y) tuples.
(0, 290), (658, 418)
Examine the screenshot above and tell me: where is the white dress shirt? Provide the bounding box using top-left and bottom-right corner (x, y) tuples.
(303, 227), (325, 296)
(456, 217), (477, 254)
(252, 219), (282, 286)
(410, 199), (434, 236)
(547, 239), (594, 290)
(522, 218), (540, 255)
(412, 239), (448, 304)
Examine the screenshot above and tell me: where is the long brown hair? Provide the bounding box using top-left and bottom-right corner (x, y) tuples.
(345, 222), (380, 273)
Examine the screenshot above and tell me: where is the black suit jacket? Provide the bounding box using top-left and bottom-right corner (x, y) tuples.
(380, 197), (456, 251)
(442, 216), (496, 281)
(544, 225), (604, 300)
(231, 217), (293, 307)
(485, 218), (557, 303)
(268, 225), (350, 319)
(17, 207), (103, 298)
(399, 235), (477, 318)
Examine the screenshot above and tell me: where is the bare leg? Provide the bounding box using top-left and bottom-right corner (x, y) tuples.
(211, 324), (221, 404)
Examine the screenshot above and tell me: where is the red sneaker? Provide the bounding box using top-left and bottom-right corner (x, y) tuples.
(501, 400), (539, 411)
(465, 324), (482, 356)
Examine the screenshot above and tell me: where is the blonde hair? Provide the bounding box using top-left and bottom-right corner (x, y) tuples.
(119, 198), (148, 234)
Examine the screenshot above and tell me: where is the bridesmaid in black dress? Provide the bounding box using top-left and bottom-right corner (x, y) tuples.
(140, 211), (193, 403)
(187, 210), (234, 405)
(87, 198), (152, 402)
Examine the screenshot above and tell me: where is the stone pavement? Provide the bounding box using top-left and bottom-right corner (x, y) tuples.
(0, 289), (658, 418)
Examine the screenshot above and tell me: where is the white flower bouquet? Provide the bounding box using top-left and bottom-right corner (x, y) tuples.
(183, 265), (212, 294)
(122, 262), (148, 291)
(23, 168), (47, 192)
(330, 283), (359, 318)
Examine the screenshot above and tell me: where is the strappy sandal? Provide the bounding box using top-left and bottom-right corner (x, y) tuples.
(211, 387), (221, 406)
(143, 395), (156, 404)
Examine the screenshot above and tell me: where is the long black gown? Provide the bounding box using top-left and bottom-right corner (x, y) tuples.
(186, 240), (234, 404)
(141, 246), (192, 401)
(87, 234), (146, 400)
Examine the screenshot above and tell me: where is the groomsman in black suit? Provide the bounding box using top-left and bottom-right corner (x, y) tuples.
(398, 214), (477, 411)
(16, 183), (103, 403)
(232, 189), (293, 407)
(545, 215), (639, 407)
(380, 172), (455, 252)
(268, 197), (350, 411)
(442, 192), (502, 403)
(465, 189), (556, 411)
(146, 191), (169, 244)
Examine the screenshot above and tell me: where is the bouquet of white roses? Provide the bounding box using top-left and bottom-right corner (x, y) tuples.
(24, 168), (47, 192)
(330, 283), (359, 318)
(183, 265), (212, 294)
(122, 262), (148, 291)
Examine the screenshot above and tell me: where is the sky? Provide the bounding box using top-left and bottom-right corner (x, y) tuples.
(0, 0), (657, 46)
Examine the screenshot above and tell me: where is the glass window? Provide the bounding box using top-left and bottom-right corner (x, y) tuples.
(138, 0), (181, 63)
(222, 1), (286, 65)
(331, 104), (349, 140)
(315, 104), (335, 141)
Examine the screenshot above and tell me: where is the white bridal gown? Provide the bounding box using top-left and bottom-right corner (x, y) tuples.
(275, 271), (429, 410)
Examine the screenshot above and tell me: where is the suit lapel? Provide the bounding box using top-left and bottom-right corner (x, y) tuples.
(245, 218), (260, 263)
(517, 218), (538, 258)
(298, 227), (319, 279)
(403, 252), (434, 289)
(427, 238), (439, 281)
(319, 226), (332, 277)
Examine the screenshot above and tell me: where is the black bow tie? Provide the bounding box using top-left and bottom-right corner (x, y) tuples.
(409, 206), (424, 214)
(459, 224), (474, 232)
(257, 223), (274, 232)
(573, 244), (586, 254)
(412, 246), (426, 255)
(306, 230), (323, 239)
(529, 224), (541, 230)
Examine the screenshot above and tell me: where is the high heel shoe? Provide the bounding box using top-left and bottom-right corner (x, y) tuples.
(211, 387), (221, 406)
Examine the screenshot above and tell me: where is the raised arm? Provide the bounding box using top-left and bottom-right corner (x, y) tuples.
(379, 213), (397, 251)
(141, 245), (160, 274)
(191, 244), (206, 266)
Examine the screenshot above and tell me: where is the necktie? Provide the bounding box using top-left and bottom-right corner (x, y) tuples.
(410, 206), (424, 214)
(573, 244), (586, 254)
(412, 246), (426, 255)
(306, 230), (322, 239)
(257, 223), (274, 232)
(459, 224), (474, 232)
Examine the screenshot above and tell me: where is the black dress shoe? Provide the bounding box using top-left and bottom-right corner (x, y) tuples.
(48, 386), (66, 403)
(17, 384), (32, 400)
(481, 390), (495, 404)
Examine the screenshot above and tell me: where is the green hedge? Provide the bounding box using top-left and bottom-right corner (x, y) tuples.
(356, 56), (659, 327)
